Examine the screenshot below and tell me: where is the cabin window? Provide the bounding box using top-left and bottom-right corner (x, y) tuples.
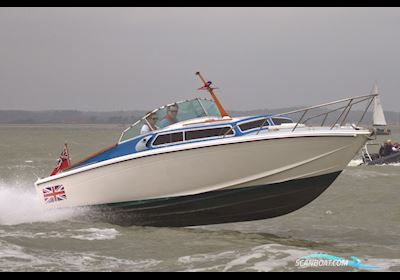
(238, 119), (270, 132)
(271, 118), (293, 125)
(153, 132), (184, 146)
(185, 127), (234, 140)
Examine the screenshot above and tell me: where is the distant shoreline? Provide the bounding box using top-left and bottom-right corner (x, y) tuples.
(0, 109), (399, 126)
(1, 123), (399, 130)
(0, 123), (125, 129)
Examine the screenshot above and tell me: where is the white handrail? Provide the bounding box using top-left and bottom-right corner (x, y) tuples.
(271, 94), (378, 118)
(253, 94), (378, 134)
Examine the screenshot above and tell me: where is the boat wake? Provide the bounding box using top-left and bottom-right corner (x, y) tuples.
(347, 160), (400, 167)
(347, 159), (363, 167)
(375, 162), (400, 167)
(0, 181), (86, 226)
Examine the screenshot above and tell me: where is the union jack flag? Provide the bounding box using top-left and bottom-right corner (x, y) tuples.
(43, 185), (67, 204)
(197, 81), (218, 90)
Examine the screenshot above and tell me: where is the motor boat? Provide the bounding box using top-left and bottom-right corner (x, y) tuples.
(35, 72), (376, 227)
(360, 142), (400, 165)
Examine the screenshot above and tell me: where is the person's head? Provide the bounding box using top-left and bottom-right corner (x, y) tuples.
(146, 112), (158, 128)
(167, 103), (179, 119)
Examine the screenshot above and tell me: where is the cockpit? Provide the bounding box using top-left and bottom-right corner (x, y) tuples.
(119, 98), (222, 143)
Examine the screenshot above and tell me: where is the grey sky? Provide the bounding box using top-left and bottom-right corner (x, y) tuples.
(0, 7), (399, 111)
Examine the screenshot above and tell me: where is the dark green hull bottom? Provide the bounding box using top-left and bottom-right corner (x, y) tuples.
(92, 171), (342, 227)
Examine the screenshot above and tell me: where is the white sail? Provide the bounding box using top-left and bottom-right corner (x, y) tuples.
(372, 83), (387, 126)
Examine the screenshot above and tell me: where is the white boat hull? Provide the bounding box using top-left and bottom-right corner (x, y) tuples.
(35, 130), (370, 219)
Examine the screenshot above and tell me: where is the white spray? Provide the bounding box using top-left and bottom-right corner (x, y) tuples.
(0, 181), (85, 226)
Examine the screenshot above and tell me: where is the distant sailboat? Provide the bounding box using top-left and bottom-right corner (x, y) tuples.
(372, 82), (391, 135)
(349, 83), (393, 167)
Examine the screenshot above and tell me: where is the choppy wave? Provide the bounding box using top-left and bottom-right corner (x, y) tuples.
(0, 227), (119, 241)
(0, 240), (162, 271)
(2, 236), (400, 271)
(177, 244), (307, 271)
(342, 169), (393, 178)
(179, 243), (400, 272)
(69, 228), (120, 241)
(179, 244), (315, 272)
(0, 181), (86, 226)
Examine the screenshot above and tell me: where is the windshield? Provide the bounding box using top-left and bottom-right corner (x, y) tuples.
(119, 98), (221, 143)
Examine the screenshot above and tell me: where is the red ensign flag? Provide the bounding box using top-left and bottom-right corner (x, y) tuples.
(50, 144), (71, 176)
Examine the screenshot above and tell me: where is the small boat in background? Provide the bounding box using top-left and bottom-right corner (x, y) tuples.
(372, 83), (391, 135)
(361, 140), (400, 165)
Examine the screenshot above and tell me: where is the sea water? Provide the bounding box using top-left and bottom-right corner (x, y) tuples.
(0, 125), (399, 271)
